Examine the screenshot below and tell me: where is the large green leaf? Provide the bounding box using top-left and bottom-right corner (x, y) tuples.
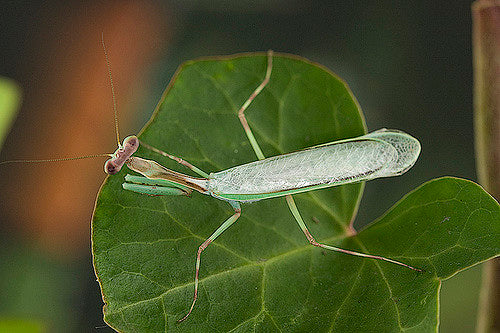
(92, 54), (500, 332)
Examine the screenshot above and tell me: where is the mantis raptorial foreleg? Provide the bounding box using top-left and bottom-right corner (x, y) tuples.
(122, 174), (192, 196)
(178, 201), (242, 323)
(236, 51), (422, 272)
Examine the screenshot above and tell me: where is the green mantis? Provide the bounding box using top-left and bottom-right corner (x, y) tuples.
(107, 51), (422, 322)
(1, 47), (422, 324)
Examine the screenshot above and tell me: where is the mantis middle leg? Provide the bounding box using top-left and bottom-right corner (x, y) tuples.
(177, 200), (242, 323)
(139, 140), (209, 178)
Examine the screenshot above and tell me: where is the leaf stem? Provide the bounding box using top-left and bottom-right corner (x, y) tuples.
(472, 1), (500, 332)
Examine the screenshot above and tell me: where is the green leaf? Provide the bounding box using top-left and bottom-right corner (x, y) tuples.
(0, 77), (21, 147)
(0, 319), (44, 333)
(92, 54), (500, 332)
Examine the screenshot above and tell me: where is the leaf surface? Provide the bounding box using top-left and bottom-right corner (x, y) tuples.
(0, 77), (21, 147)
(92, 54), (500, 332)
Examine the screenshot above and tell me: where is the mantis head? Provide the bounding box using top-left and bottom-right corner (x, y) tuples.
(104, 135), (139, 175)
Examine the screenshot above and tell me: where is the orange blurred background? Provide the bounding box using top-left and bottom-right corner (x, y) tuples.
(1, 0), (168, 254)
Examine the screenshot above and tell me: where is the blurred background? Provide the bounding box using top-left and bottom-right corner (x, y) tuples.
(0, 0), (485, 332)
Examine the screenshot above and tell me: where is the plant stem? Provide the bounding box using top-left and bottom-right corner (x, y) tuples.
(472, 1), (500, 332)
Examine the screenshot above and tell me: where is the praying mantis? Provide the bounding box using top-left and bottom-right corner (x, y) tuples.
(1, 45), (422, 324)
(102, 51), (422, 323)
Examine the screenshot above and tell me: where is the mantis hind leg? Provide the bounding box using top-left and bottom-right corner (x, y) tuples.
(178, 201), (242, 323)
(235, 51), (310, 251)
(237, 50), (273, 161)
(285, 196), (421, 271)
(140, 51), (272, 177)
(237, 51), (421, 273)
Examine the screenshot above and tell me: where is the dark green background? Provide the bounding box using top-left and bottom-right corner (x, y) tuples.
(0, 1), (483, 332)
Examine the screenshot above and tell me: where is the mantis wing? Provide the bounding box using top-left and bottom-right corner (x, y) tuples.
(209, 129), (420, 197)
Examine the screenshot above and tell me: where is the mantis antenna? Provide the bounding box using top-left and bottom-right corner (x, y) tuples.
(0, 34), (135, 173)
(0, 154), (112, 166)
(101, 32), (121, 147)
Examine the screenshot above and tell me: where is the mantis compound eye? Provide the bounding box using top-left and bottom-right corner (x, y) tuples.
(123, 135), (139, 150)
(104, 159), (119, 175)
